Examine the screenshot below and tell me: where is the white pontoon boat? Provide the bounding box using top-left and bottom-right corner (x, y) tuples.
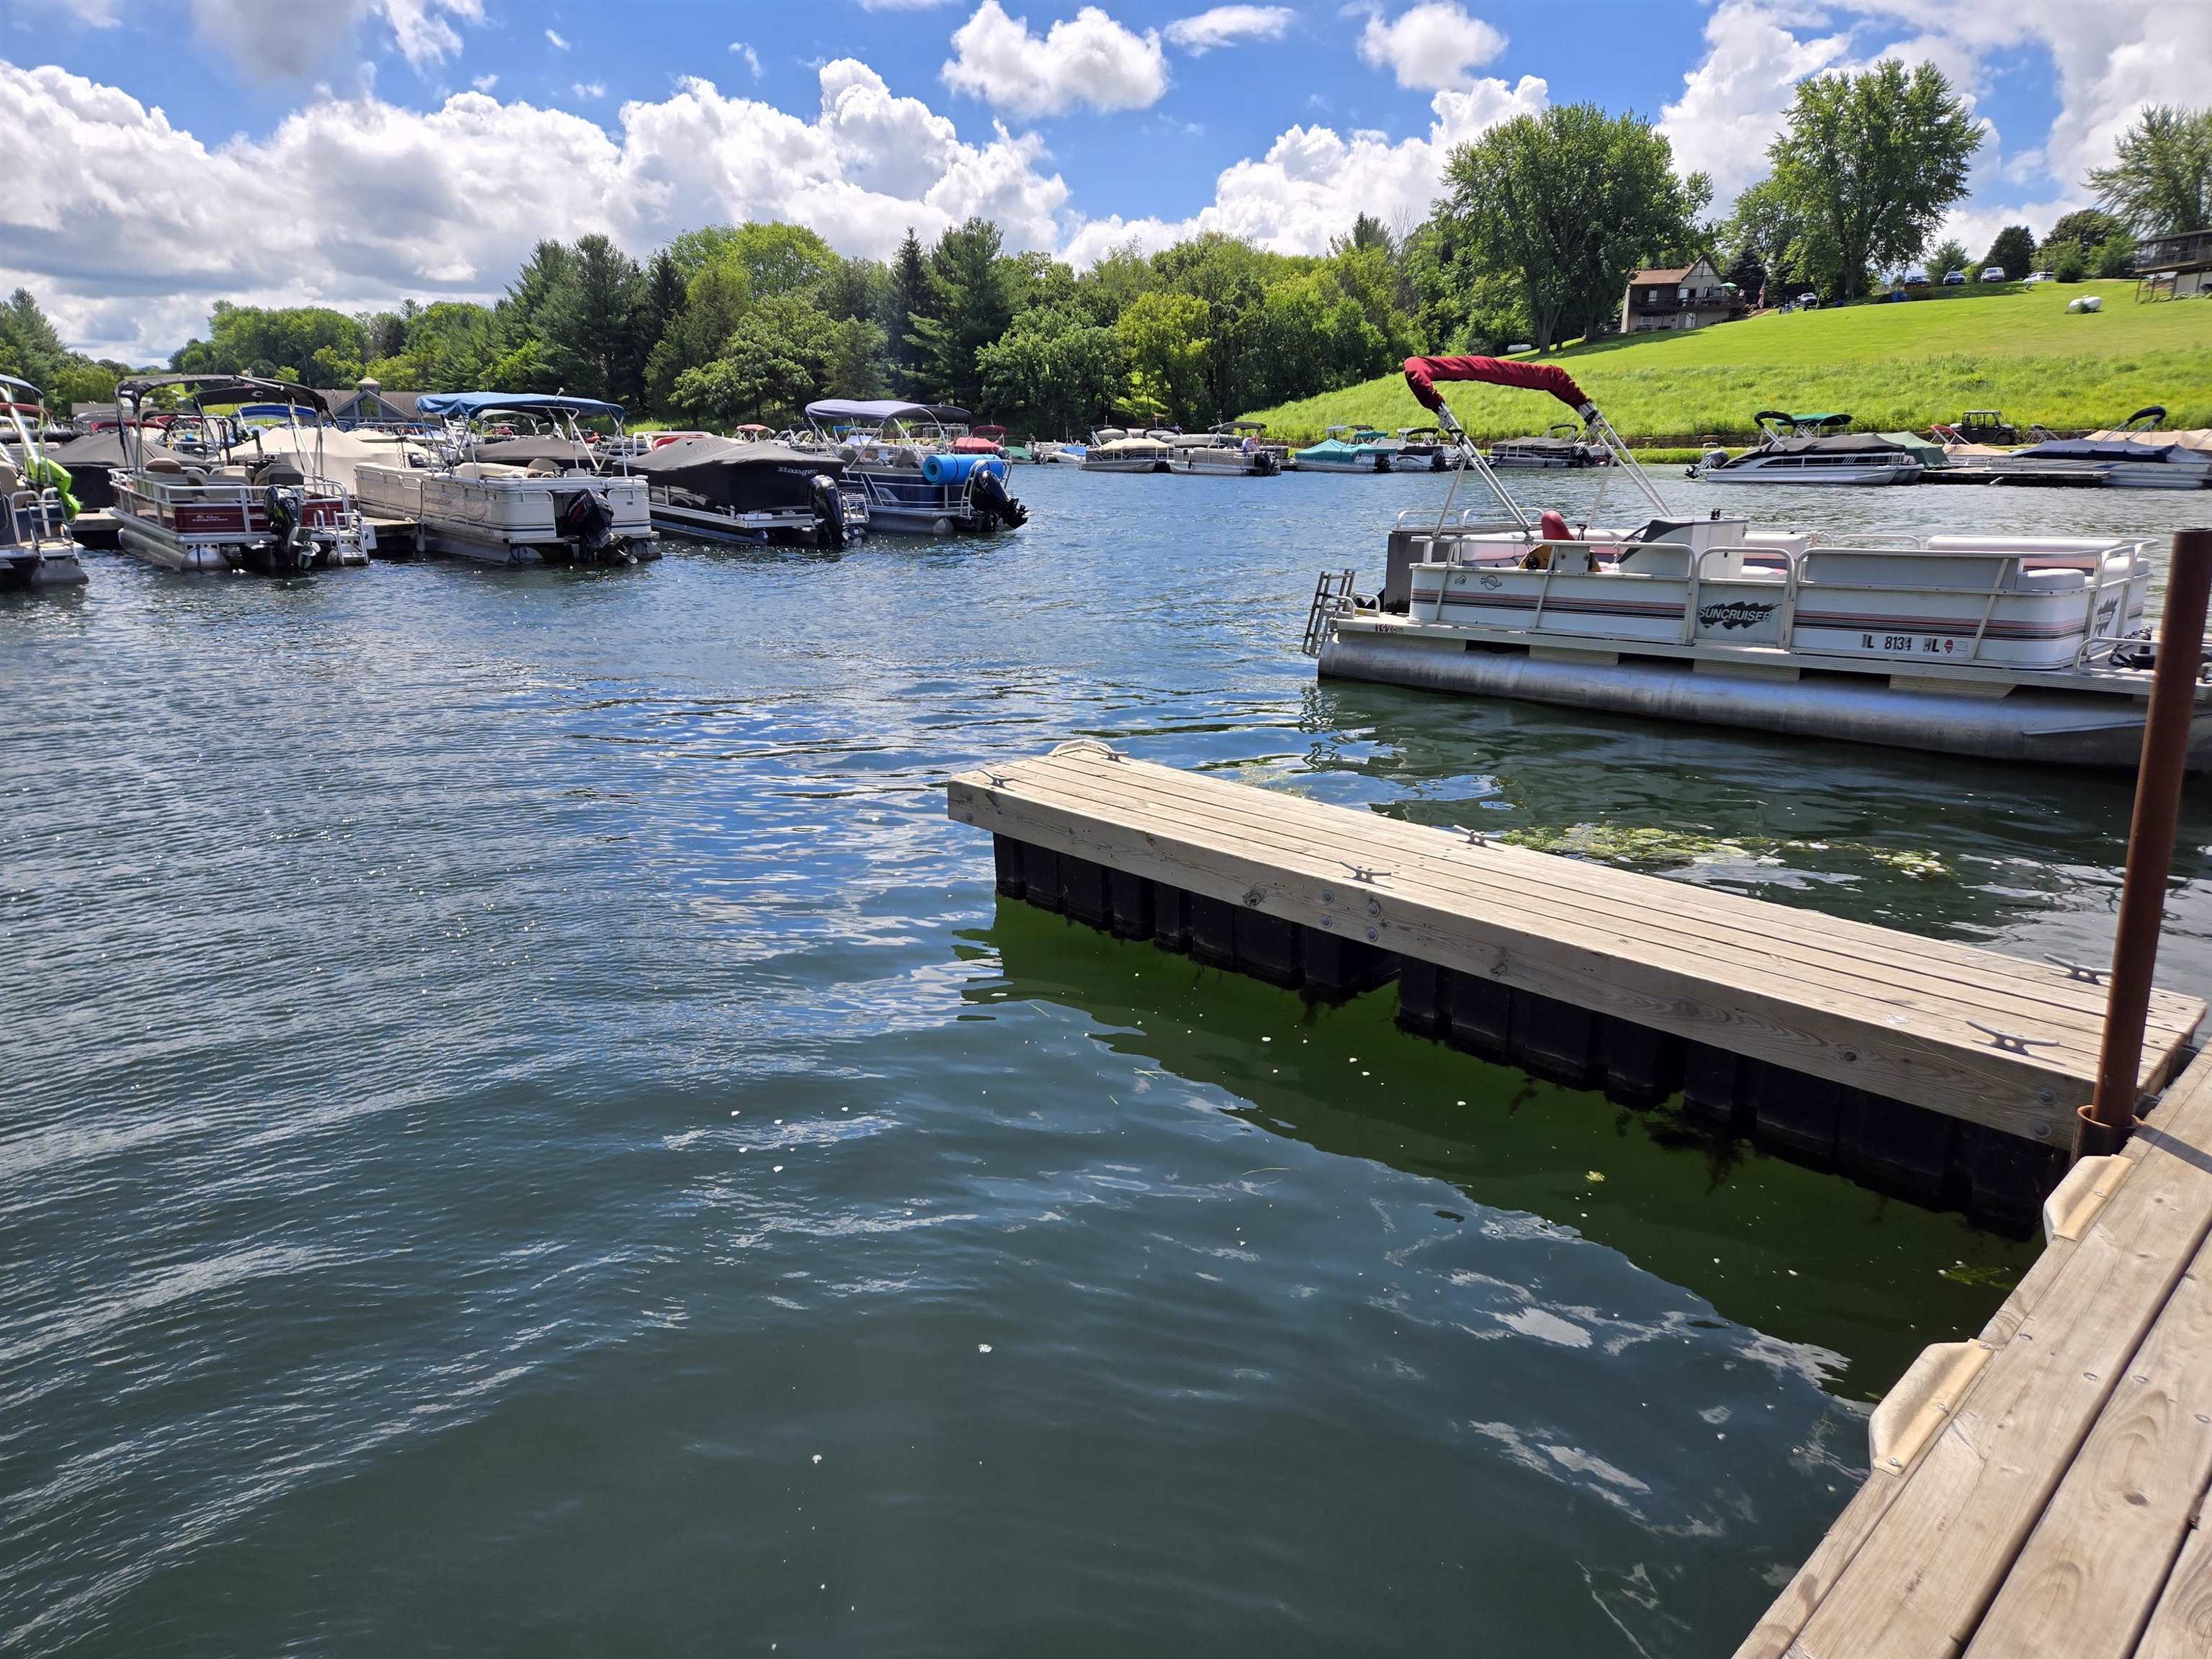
(1691, 412), (1923, 485)
(1166, 429), (1280, 476)
(1, 374), (86, 588)
(1305, 355), (2207, 770)
(1081, 428), (1175, 474)
(353, 392), (656, 565)
(110, 376), (367, 573)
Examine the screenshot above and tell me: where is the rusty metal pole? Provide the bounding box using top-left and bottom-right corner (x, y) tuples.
(2082, 528), (2212, 1157)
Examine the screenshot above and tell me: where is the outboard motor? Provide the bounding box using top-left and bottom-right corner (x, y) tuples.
(968, 466), (1028, 530)
(808, 471), (848, 549)
(555, 488), (616, 559)
(263, 482), (312, 570)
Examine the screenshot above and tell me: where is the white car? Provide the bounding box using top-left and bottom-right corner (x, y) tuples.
(1981, 265), (2008, 282)
(1796, 292), (1820, 308)
(2023, 271), (2055, 285)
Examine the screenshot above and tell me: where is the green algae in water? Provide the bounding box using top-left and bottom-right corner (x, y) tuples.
(1498, 822), (1952, 881)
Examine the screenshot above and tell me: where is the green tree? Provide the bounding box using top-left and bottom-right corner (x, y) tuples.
(1768, 60), (1981, 302)
(1075, 242), (1160, 326)
(908, 217), (1013, 411)
(668, 292), (874, 425)
(724, 222), (843, 300)
(1983, 224), (2035, 276)
(2045, 239), (2090, 282)
(978, 307), (1127, 434)
(882, 228), (932, 397)
(537, 233), (647, 403)
(1721, 177), (1812, 297)
(2046, 207), (2124, 250)
(2095, 232), (2139, 279)
(644, 258), (752, 411)
(1116, 289), (1210, 423)
(1442, 103), (1709, 348)
(2087, 104), (2212, 237)
(169, 302), (367, 383)
(1926, 237), (1970, 280)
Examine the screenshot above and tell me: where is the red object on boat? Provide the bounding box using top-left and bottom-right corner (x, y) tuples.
(1402, 356), (1594, 418)
(953, 435), (1004, 454)
(1538, 509), (1571, 541)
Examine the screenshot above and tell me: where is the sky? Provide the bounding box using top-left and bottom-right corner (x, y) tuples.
(4, 0), (2208, 361)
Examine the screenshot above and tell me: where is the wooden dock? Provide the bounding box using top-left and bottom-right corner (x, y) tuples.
(947, 744), (2200, 1148)
(1738, 1041), (2212, 1659)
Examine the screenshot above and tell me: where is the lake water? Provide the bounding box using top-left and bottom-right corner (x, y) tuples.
(6, 464), (2211, 1656)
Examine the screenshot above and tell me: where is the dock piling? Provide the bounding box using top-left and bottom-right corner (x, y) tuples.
(2083, 527), (2212, 1156)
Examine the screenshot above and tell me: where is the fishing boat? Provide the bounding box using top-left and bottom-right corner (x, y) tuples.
(1166, 429), (1280, 476)
(626, 435), (866, 548)
(353, 392), (656, 565)
(1, 374), (87, 588)
(109, 376), (367, 573)
(1485, 422), (1609, 469)
(1937, 406), (2211, 490)
(1303, 355), (2203, 771)
(1691, 412), (1923, 485)
(804, 400), (1027, 534)
(1080, 428), (1174, 474)
(1291, 426), (1401, 473)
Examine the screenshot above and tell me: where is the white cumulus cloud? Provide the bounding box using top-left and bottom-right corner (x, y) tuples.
(186, 0), (483, 78)
(1355, 2), (1506, 92)
(1658, 0), (1849, 203)
(1061, 73), (1547, 263)
(1163, 4), (1295, 54)
(941, 1), (1169, 118)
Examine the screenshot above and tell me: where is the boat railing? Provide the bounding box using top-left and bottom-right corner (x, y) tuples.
(1395, 508), (1529, 533)
(6, 485), (68, 549)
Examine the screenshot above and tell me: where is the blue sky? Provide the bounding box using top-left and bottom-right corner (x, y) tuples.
(6, 0), (2205, 358)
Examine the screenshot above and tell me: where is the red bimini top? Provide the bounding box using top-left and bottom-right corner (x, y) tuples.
(1402, 356), (1595, 420)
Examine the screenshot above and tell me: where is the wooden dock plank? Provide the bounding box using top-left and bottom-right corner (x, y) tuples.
(1964, 1233), (2212, 1658)
(1776, 1060), (2212, 1659)
(2136, 1519), (2212, 1659)
(949, 752), (2202, 1136)
(1009, 747), (2200, 1056)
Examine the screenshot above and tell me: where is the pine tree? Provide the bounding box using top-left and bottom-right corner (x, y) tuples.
(907, 219), (1012, 410)
(883, 228), (931, 397)
(538, 235), (647, 405)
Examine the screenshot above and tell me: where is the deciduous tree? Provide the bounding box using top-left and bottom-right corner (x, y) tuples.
(2087, 105), (2212, 238)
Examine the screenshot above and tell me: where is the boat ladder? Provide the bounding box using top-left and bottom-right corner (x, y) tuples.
(1303, 567), (1357, 656)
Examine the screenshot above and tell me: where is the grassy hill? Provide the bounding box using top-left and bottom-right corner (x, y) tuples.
(1241, 281), (2212, 445)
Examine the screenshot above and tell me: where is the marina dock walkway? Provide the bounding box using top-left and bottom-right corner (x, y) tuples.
(946, 744), (2202, 1143)
(1738, 1042), (2212, 1659)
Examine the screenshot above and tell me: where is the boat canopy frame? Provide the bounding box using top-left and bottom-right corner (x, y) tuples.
(114, 374), (334, 478)
(1400, 354), (1670, 527)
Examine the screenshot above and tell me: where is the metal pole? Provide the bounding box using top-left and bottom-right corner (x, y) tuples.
(2082, 528), (2212, 1157)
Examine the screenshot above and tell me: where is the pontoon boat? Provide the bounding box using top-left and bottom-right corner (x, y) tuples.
(1166, 429), (1280, 476)
(1691, 412), (1923, 485)
(1938, 406), (2211, 491)
(1292, 427), (1401, 473)
(1, 374), (86, 588)
(1081, 428), (1174, 474)
(627, 436), (866, 548)
(110, 376), (367, 573)
(1304, 355), (2206, 770)
(1486, 422), (1608, 469)
(353, 392), (656, 565)
(804, 400), (1027, 534)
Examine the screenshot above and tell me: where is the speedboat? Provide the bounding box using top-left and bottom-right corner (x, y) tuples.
(1486, 422), (1608, 469)
(1, 374), (86, 588)
(1691, 412), (1923, 484)
(109, 375), (367, 572)
(1292, 426), (1401, 473)
(353, 392), (657, 565)
(1080, 428), (1174, 473)
(627, 436), (866, 548)
(804, 400), (1026, 534)
(1303, 354), (2203, 771)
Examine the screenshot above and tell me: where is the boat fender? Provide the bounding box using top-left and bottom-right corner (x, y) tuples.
(809, 471), (848, 549)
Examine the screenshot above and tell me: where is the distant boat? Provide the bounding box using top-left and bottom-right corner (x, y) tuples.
(1690, 412), (1923, 485)
(1080, 428), (1175, 473)
(1166, 429), (1280, 476)
(1291, 426), (1401, 473)
(1485, 421), (1608, 469)
(1939, 406), (2212, 490)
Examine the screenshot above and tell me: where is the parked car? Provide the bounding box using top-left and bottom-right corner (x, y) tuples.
(2023, 271), (2055, 285)
(1941, 270), (1966, 285)
(1980, 265), (2008, 282)
(1796, 292), (1819, 308)
(1902, 269), (1930, 288)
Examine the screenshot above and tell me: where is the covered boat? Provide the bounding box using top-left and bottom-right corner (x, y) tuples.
(109, 375), (367, 573)
(804, 399), (1027, 534)
(1485, 421), (1607, 469)
(1691, 413), (1923, 484)
(1300, 354), (2204, 771)
(1, 374), (86, 588)
(626, 436), (866, 547)
(1291, 426), (1401, 473)
(1937, 407), (2211, 490)
(353, 392), (656, 565)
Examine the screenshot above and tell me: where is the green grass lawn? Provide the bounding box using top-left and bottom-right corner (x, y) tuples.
(1243, 282), (2212, 445)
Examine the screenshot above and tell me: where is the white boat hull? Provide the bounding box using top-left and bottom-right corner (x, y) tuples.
(355, 464), (657, 564)
(1321, 628), (2202, 770)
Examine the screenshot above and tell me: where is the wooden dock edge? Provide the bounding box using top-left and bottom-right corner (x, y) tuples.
(1733, 1046), (2212, 1659)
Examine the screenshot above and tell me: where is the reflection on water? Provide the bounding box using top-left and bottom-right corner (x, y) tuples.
(3, 464), (2207, 1657)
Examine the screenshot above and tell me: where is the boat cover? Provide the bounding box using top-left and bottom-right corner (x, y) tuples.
(630, 439), (841, 511)
(2015, 436), (2182, 462)
(1875, 431), (1949, 467)
(415, 392), (625, 420)
(1755, 433), (1911, 457)
(469, 435), (606, 469)
(1492, 436), (1586, 456)
(806, 398), (972, 425)
(1403, 356), (1593, 418)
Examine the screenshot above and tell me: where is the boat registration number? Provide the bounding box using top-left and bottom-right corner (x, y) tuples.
(1863, 632), (1957, 656)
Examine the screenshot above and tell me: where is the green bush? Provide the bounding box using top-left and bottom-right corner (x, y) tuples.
(2047, 240), (2089, 283)
(2095, 233), (2139, 280)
